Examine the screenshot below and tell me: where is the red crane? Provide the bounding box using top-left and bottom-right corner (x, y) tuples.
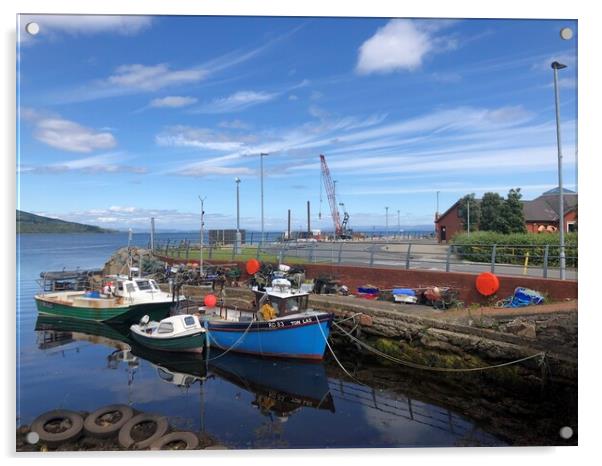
(320, 154), (343, 236)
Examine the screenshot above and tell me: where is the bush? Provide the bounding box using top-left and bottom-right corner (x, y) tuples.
(451, 231), (577, 267)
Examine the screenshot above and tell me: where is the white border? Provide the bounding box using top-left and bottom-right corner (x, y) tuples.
(3, 1), (599, 465)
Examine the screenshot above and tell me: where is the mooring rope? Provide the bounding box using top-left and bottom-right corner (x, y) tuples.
(204, 316), (255, 362)
(331, 321), (547, 373)
(315, 315), (368, 387)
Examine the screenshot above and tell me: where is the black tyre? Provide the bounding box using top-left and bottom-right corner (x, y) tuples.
(150, 431), (199, 450)
(83, 404), (134, 438)
(30, 409), (84, 447)
(117, 413), (169, 449)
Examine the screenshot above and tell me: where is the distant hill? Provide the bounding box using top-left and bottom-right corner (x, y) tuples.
(17, 210), (115, 234)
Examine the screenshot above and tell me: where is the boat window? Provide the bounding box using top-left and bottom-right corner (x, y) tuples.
(117, 281), (124, 292)
(285, 298), (300, 314)
(184, 316), (196, 327)
(136, 280), (152, 290)
(126, 283), (135, 294)
(158, 322), (174, 334)
(150, 280), (159, 290)
(157, 368), (174, 382)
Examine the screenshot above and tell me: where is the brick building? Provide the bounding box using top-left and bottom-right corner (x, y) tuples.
(434, 188), (577, 243)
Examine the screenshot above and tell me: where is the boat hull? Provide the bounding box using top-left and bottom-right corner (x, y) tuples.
(205, 313), (333, 360)
(130, 330), (206, 353)
(35, 298), (172, 324)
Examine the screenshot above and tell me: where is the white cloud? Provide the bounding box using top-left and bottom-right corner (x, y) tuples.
(174, 165), (255, 177)
(149, 96), (198, 108)
(23, 110), (117, 153)
(19, 153), (147, 175)
(155, 126), (255, 152)
(218, 119), (251, 130)
(194, 91), (278, 113)
(356, 19), (455, 75)
(19, 14), (152, 43)
(107, 64), (206, 92)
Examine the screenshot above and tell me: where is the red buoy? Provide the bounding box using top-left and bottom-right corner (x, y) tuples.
(204, 294), (217, 308)
(246, 258), (261, 275)
(476, 272), (500, 296)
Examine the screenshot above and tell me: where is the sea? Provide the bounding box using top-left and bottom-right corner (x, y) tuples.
(16, 232), (574, 448)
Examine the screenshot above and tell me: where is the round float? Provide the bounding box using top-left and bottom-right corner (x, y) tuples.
(30, 409), (84, 446)
(245, 258), (261, 275)
(150, 431), (200, 450)
(83, 404), (134, 438)
(118, 413), (169, 449)
(475, 272), (500, 296)
(204, 294), (217, 307)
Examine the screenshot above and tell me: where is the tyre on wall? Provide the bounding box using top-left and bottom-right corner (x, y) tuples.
(83, 404), (134, 438)
(117, 413), (169, 449)
(150, 431), (199, 450)
(30, 409), (84, 447)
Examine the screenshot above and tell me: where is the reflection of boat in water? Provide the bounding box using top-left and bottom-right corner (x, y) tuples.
(209, 351), (335, 416)
(34, 315), (335, 417)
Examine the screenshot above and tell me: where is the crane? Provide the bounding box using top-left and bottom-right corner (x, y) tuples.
(320, 154), (351, 238)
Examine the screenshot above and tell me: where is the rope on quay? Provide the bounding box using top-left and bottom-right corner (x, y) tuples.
(330, 321), (547, 374)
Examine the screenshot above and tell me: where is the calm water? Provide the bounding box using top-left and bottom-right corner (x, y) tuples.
(17, 233), (509, 448)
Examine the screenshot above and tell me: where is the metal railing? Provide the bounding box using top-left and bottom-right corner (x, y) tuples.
(151, 238), (577, 280)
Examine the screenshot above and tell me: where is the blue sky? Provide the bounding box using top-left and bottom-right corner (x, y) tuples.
(17, 15), (577, 232)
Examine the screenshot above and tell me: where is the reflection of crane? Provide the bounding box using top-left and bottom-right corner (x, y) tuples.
(320, 154), (351, 238)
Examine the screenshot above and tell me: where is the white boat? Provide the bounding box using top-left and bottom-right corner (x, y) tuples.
(130, 314), (207, 353)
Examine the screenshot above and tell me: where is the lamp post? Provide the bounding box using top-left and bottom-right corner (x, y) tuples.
(198, 196), (206, 276)
(397, 209), (400, 238)
(552, 61), (567, 280)
(259, 152), (269, 244)
(235, 177), (241, 254)
(385, 206), (389, 238)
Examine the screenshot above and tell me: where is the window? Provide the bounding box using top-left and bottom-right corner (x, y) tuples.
(126, 283), (135, 293)
(136, 280), (151, 290)
(567, 222), (577, 233)
(184, 316), (196, 327)
(117, 282), (124, 291)
(158, 322), (174, 334)
(150, 280), (159, 290)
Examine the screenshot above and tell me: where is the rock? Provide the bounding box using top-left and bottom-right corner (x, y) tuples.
(504, 319), (537, 339)
(359, 314), (373, 327)
(419, 335), (463, 355)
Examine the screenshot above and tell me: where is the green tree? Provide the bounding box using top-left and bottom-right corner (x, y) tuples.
(504, 188), (526, 233)
(457, 193), (480, 233)
(479, 192), (507, 232)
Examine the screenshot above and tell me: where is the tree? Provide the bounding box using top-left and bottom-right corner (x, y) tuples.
(479, 192), (507, 232)
(458, 193), (480, 233)
(504, 188), (526, 233)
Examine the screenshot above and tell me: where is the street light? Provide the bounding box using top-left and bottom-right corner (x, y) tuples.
(385, 206), (389, 238)
(397, 209), (400, 238)
(259, 152), (269, 244)
(235, 177), (241, 254)
(198, 196), (206, 276)
(552, 61), (567, 280)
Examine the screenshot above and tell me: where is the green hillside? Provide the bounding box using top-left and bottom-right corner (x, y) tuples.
(17, 210), (115, 234)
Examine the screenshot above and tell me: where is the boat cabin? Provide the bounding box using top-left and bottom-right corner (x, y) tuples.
(103, 276), (162, 299)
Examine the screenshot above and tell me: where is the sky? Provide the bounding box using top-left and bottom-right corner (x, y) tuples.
(16, 15), (578, 232)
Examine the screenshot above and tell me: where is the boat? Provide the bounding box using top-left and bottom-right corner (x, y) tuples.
(200, 278), (334, 360)
(35, 275), (181, 324)
(129, 314), (207, 353)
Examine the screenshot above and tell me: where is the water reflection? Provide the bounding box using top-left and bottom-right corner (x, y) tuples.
(33, 315), (503, 448)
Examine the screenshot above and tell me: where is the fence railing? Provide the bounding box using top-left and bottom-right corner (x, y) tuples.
(151, 238), (577, 280)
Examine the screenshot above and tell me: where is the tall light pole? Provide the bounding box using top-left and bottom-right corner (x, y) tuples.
(467, 199), (471, 236)
(198, 196), (206, 276)
(385, 206), (389, 238)
(259, 152), (268, 244)
(552, 61), (567, 280)
(235, 177), (241, 254)
(397, 209), (400, 238)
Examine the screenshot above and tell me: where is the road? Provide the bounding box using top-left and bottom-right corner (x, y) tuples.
(260, 240), (577, 281)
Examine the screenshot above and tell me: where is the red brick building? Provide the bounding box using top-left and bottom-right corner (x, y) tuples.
(434, 188), (577, 243)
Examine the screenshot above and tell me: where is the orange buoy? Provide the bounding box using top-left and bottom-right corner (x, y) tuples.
(476, 272), (500, 296)
(245, 258), (261, 275)
(204, 294), (217, 308)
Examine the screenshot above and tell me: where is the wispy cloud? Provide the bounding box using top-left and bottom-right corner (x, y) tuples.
(21, 108), (117, 153)
(356, 19), (457, 75)
(19, 14), (152, 44)
(108, 64), (206, 92)
(155, 125), (257, 152)
(18, 152), (147, 175)
(149, 96), (198, 108)
(192, 90), (279, 114)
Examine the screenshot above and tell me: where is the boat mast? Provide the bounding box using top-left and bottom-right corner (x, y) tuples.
(199, 196), (206, 276)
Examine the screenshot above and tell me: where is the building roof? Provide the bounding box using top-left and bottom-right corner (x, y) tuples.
(435, 188), (578, 225)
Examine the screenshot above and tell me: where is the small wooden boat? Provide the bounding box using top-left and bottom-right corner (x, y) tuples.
(35, 275), (181, 324)
(200, 278), (333, 360)
(130, 314), (207, 353)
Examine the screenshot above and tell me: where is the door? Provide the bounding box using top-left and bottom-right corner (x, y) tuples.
(440, 226), (447, 242)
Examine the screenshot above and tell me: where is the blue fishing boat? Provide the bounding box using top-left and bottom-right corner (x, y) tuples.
(200, 279), (333, 360)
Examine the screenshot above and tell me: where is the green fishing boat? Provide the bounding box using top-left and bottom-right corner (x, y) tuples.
(130, 314), (207, 353)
